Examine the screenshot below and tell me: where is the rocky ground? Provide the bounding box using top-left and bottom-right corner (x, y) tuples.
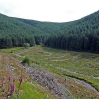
(24, 65), (70, 99)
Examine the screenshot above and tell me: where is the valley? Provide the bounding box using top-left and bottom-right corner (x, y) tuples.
(1, 10), (99, 99)
(1, 46), (99, 99)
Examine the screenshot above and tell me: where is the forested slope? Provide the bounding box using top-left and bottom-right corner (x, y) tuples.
(0, 13), (47, 48)
(45, 10), (99, 53)
(0, 13), (61, 48)
(0, 10), (99, 53)
(16, 18), (61, 34)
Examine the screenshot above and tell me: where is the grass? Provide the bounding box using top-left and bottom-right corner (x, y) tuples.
(12, 81), (58, 99)
(1, 46), (99, 98)
(0, 52), (58, 99)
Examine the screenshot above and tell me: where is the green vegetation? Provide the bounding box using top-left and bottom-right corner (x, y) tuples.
(22, 57), (30, 65)
(0, 52), (58, 99)
(1, 11), (99, 53)
(12, 81), (58, 99)
(1, 10), (99, 98)
(23, 43), (30, 48)
(1, 46), (99, 98)
(45, 11), (99, 53)
(0, 13), (60, 48)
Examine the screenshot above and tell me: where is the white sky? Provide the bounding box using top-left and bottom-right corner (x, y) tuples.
(0, 0), (99, 22)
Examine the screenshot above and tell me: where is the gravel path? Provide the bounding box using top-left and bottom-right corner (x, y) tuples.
(24, 65), (69, 99)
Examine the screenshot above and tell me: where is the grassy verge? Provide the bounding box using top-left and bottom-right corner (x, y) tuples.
(12, 81), (58, 99)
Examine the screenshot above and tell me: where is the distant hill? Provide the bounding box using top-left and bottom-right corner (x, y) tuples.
(0, 13), (46, 35)
(0, 11), (99, 52)
(45, 11), (99, 53)
(16, 18), (61, 34)
(0, 13), (61, 48)
(0, 13), (47, 47)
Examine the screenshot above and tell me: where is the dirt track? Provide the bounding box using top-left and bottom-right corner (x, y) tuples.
(24, 65), (69, 99)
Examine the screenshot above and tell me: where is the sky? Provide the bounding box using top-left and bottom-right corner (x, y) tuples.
(0, 0), (99, 22)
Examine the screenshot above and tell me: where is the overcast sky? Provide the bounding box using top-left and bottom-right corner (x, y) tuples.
(0, 0), (99, 22)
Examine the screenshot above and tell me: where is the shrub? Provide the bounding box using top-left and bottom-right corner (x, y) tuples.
(23, 43), (30, 48)
(21, 57), (30, 65)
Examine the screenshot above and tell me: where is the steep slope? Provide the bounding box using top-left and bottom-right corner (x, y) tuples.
(0, 13), (61, 48)
(0, 10), (99, 52)
(0, 13), (46, 48)
(0, 13), (46, 36)
(16, 18), (61, 34)
(45, 10), (99, 53)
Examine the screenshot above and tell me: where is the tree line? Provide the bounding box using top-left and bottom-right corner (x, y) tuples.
(0, 34), (47, 48)
(44, 33), (99, 53)
(0, 11), (99, 53)
(44, 11), (99, 53)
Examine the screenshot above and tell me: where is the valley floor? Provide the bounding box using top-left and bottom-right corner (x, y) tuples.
(1, 46), (99, 99)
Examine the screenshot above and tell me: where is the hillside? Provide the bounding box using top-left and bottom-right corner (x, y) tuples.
(0, 52), (60, 99)
(0, 13), (46, 48)
(0, 11), (99, 52)
(0, 13), (47, 35)
(1, 46), (99, 99)
(0, 13), (61, 48)
(16, 18), (61, 34)
(45, 11), (99, 53)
